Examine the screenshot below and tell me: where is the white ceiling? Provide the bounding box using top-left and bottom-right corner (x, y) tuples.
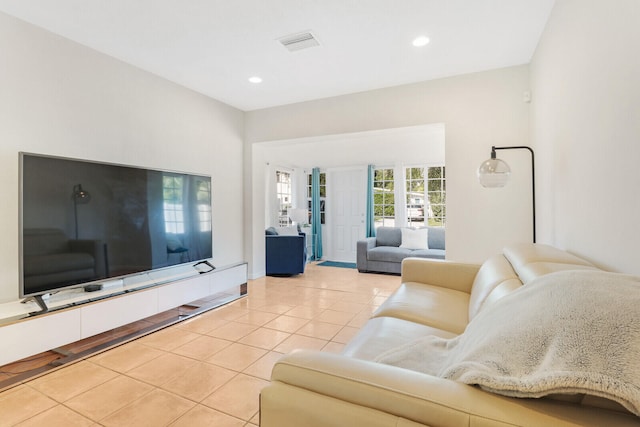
(0, 0), (555, 111)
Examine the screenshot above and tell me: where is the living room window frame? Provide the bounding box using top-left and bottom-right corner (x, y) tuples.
(163, 174), (185, 234)
(405, 166), (427, 227)
(276, 170), (292, 226)
(195, 179), (212, 232)
(373, 167), (395, 228)
(404, 165), (446, 227)
(374, 164), (446, 229)
(427, 165), (446, 227)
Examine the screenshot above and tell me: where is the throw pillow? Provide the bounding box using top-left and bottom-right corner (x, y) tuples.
(276, 225), (299, 236)
(399, 228), (429, 250)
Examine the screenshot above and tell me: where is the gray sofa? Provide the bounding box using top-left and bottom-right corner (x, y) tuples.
(357, 226), (445, 274)
(23, 228), (104, 293)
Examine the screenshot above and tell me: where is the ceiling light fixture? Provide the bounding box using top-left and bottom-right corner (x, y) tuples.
(248, 76), (262, 84)
(412, 36), (430, 47)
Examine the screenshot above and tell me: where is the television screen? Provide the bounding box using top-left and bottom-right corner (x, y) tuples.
(19, 152), (213, 298)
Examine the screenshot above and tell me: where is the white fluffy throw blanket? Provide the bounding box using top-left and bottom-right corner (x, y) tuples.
(375, 270), (640, 415)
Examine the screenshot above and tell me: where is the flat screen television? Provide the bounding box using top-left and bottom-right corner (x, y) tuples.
(19, 152), (213, 299)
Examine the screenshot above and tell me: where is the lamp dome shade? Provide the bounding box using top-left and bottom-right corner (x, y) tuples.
(478, 158), (511, 188)
(288, 208), (309, 224)
(72, 184), (91, 203)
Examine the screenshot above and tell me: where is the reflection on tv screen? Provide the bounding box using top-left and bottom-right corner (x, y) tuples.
(20, 153), (213, 298)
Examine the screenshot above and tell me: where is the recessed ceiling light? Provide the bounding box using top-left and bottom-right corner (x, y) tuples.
(412, 36), (430, 47)
(248, 76), (262, 84)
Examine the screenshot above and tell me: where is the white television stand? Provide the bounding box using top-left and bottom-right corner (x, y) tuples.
(0, 262), (247, 367)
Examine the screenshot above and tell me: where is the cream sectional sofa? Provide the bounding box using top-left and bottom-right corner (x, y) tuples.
(260, 243), (640, 426)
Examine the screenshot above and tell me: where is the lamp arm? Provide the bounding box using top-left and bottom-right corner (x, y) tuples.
(492, 146), (536, 243)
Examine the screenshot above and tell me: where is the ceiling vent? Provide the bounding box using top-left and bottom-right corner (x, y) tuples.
(278, 31), (320, 52)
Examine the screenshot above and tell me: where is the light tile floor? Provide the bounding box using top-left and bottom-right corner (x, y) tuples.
(0, 264), (400, 426)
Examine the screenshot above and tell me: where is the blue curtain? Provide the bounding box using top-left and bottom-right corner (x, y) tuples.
(311, 167), (323, 260)
(366, 165), (376, 237)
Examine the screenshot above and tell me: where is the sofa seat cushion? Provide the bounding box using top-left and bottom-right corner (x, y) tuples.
(373, 282), (470, 334)
(411, 248), (446, 260)
(342, 316), (457, 361)
(367, 246), (414, 263)
(368, 247), (446, 264)
(24, 253), (95, 276)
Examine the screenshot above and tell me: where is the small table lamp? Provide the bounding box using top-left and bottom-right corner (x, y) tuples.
(288, 208), (309, 227)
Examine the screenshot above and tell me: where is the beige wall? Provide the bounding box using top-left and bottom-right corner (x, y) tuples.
(0, 12), (245, 303)
(245, 65), (533, 276)
(530, 0), (640, 273)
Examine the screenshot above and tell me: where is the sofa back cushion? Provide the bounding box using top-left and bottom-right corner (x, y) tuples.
(427, 227), (445, 250)
(275, 225), (299, 236)
(23, 228), (70, 256)
(468, 254), (522, 320)
(469, 244), (601, 321)
(376, 226), (445, 250)
(503, 243), (598, 283)
(376, 227), (402, 247)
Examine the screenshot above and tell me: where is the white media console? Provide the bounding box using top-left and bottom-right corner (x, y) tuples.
(0, 262), (247, 366)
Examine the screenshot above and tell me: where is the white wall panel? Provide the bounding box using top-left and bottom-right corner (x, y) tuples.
(530, 0), (640, 273)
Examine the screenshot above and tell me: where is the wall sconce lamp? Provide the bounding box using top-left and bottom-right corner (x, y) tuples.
(477, 146), (536, 243)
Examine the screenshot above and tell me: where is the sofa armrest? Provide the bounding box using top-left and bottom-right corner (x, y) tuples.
(266, 235), (306, 275)
(262, 350), (634, 427)
(356, 237), (377, 271)
(359, 236), (377, 250)
(401, 258), (481, 294)
(263, 350), (472, 426)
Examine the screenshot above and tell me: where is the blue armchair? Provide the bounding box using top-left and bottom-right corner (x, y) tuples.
(266, 233), (307, 276)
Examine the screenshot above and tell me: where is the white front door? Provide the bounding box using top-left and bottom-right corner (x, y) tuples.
(328, 168), (366, 262)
